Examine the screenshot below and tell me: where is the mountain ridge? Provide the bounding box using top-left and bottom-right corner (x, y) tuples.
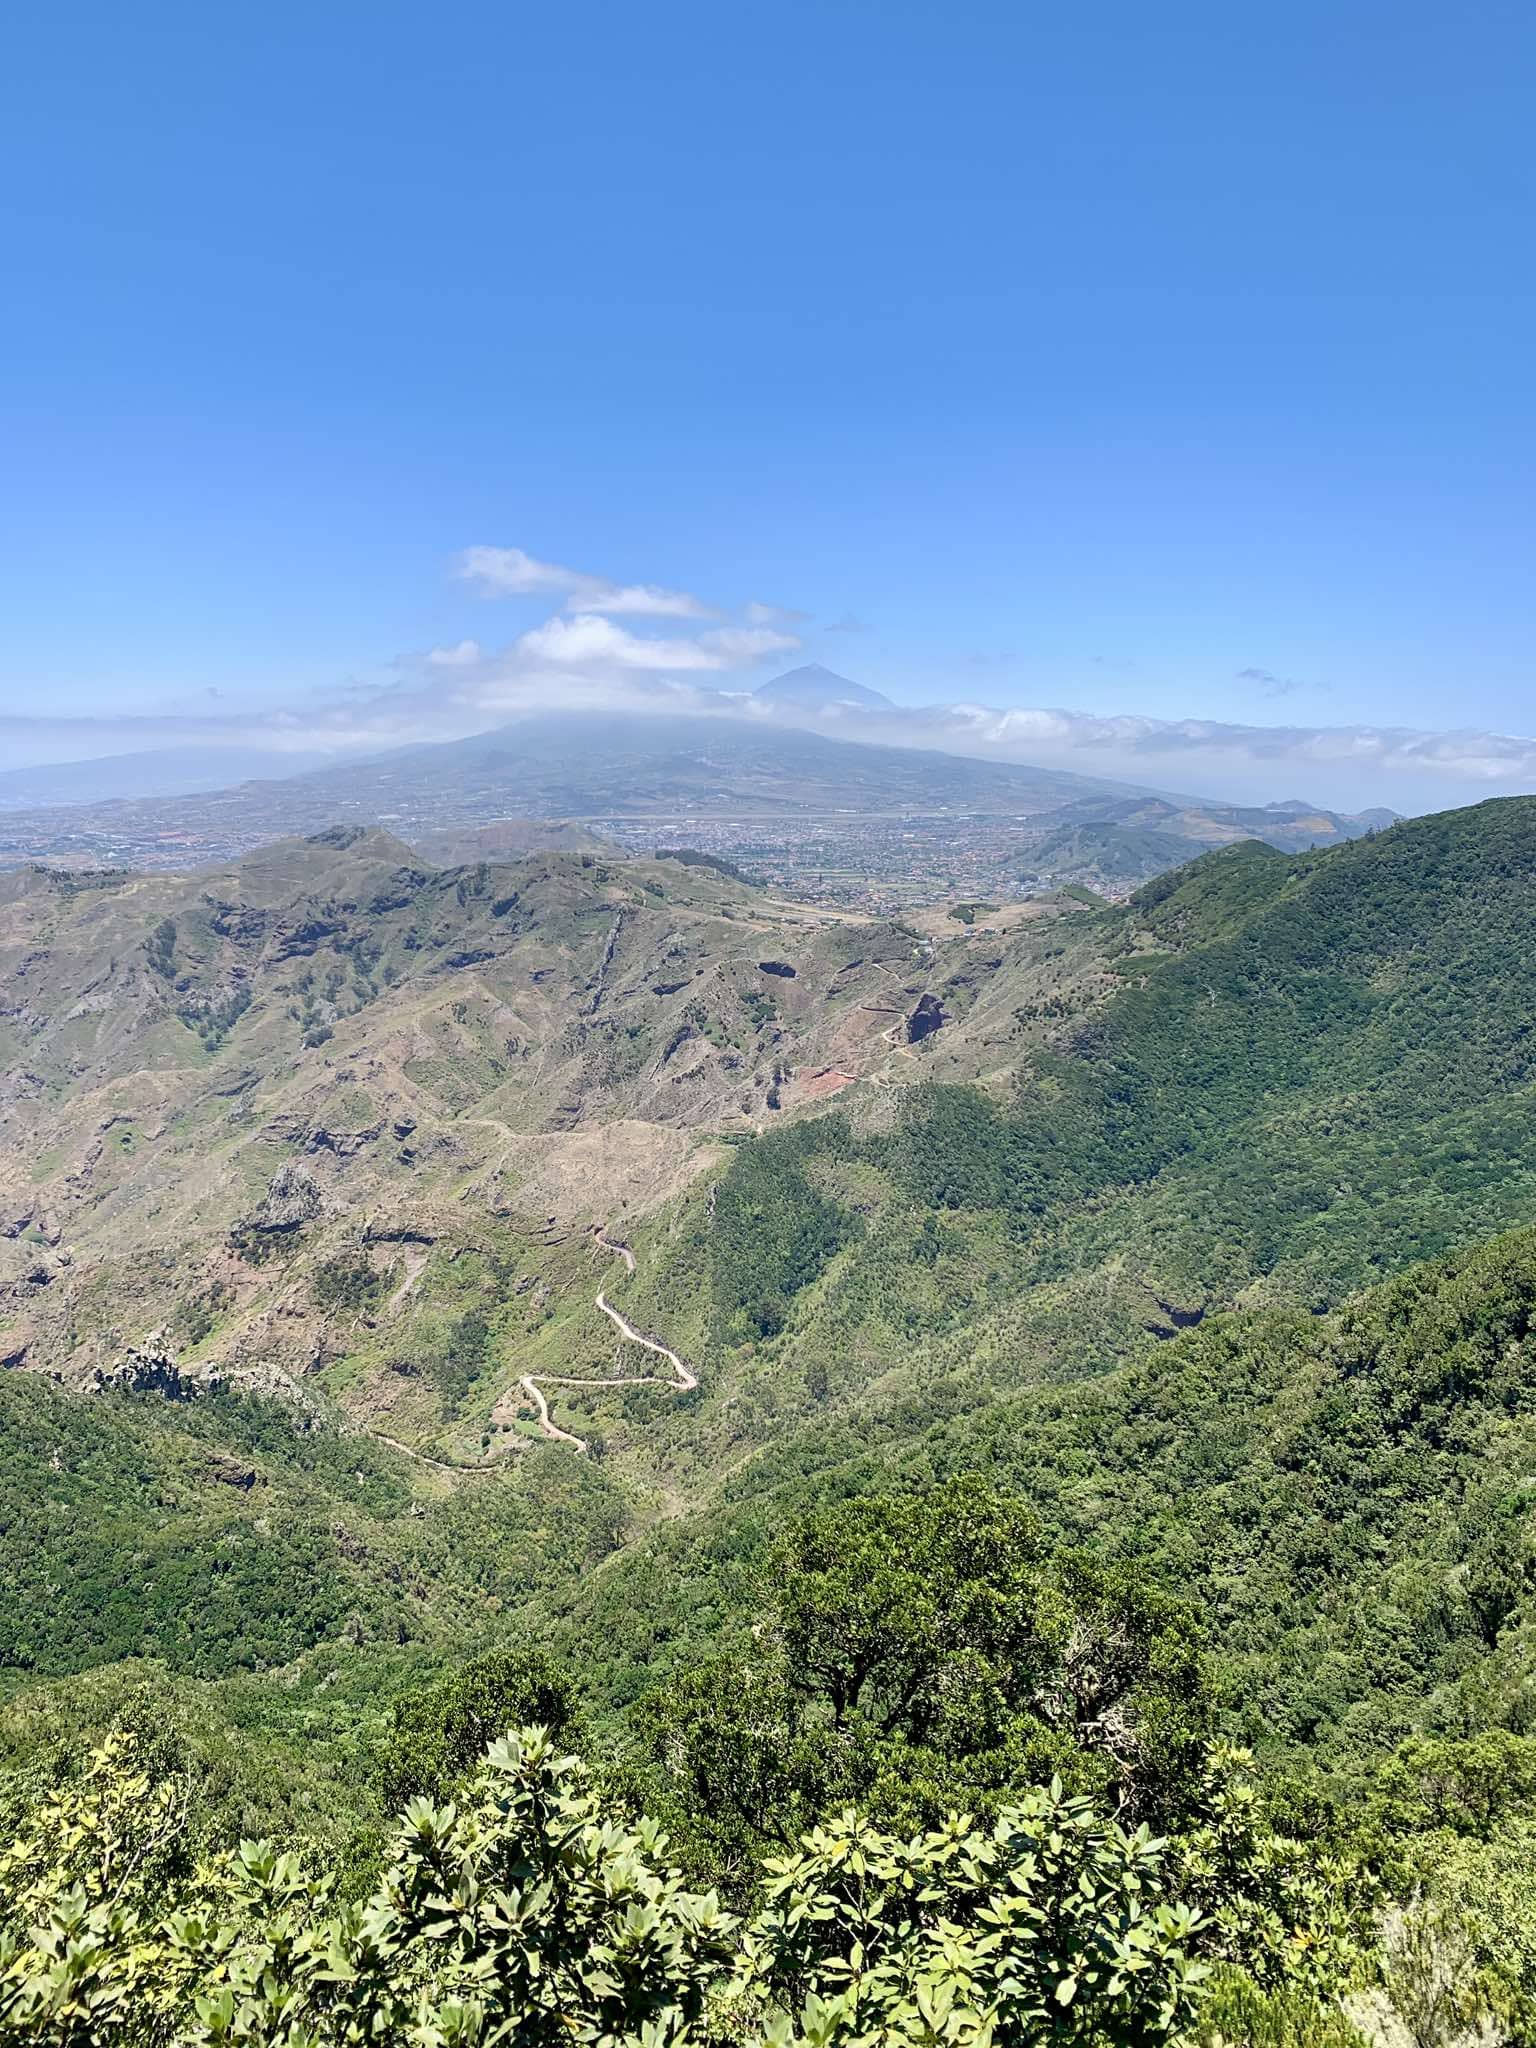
(7, 791), (1536, 2031)
(4, 793), (1532, 1476)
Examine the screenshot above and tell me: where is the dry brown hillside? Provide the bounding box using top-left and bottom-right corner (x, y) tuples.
(0, 826), (1094, 1455)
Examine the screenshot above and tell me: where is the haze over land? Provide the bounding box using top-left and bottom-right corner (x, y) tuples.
(10, 621), (1536, 820)
(0, 684), (1395, 906)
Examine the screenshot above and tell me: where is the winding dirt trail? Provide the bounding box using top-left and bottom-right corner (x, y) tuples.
(593, 1224), (635, 1274)
(360, 1222), (694, 1471)
(593, 1290), (696, 1390)
(363, 1428), (493, 1476)
(514, 1376), (588, 1453)
(514, 1226), (695, 1455)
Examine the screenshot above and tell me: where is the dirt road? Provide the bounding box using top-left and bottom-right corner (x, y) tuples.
(365, 1222), (693, 1468)
(516, 1227), (695, 1454)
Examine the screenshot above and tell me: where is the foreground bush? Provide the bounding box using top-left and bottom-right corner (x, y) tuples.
(0, 1725), (1363, 2045)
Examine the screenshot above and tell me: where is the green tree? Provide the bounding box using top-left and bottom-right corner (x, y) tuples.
(640, 1480), (1215, 1891)
(375, 1646), (581, 1810)
(311, 1250), (383, 1314)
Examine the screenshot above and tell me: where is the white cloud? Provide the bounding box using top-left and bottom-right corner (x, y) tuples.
(455, 546), (577, 597)
(9, 676), (1536, 819)
(931, 703), (1536, 782)
(574, 581), (714, 618)
(821, 698), (1536, 810)
(431, 578), (805, 699)
(511, 612), (731, 673)
(12, 538), (1535, 819)
(697, 625), (802, 661)
(456, 544), (712, 618)
(425, 638), (483, 667)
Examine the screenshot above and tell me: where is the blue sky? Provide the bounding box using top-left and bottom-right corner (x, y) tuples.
(2, 0), (1534, 805)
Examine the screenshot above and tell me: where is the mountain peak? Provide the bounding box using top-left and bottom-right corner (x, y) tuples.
(754, 664), (894, 710)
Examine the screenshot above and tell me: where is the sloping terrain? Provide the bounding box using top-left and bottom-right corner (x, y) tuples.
(7, 794), (1536, 1743)
(1029, 790), (1400, 893)
(410, 816), (616, 862)
(0, 826), (1087, 1443)
(0, 714), (1131, 868)
(0, 744), (333, 809)
(547, 1204), (1536, 1803)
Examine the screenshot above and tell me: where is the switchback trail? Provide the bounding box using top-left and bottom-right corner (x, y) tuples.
(515, 1226), (695, 1455)
(361, 1223), (693, 1470)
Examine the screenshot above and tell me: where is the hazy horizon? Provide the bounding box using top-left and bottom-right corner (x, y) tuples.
(5, 643), (1536, 818)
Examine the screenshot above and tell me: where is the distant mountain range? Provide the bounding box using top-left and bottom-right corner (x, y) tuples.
(0, 684), (1395, 892)
(0, 743), (331, 811)
(1024, 790), (1400, 889)
(411, 816), (616, 863)
(0, 711), (1163, 862)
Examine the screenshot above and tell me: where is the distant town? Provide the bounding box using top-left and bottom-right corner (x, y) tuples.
(0, 793), (1086, 909)
(591, 810), (1066, 908)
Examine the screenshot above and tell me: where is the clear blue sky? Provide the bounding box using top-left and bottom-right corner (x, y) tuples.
(2, 0), (1533, 760)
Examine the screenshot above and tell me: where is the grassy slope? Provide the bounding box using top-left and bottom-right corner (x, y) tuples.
(679, 802), (1536, 1441)
(0, 1368), (625, 1687)
(524, 798), (1536, 1737)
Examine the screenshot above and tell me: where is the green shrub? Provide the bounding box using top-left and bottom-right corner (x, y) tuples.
(0, 1726), (1366, 2047)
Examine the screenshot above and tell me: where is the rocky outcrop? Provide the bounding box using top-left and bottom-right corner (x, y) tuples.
(659, 1020), (696, 1066)
(205, 900), (271, 943)
(271, 915), (345, 961)
(306, 1123), (380, 1160)
(207, 1451), (260, 1489)
(363, 1221), (435, 1247)
(259, 1112), (310, 1147)
(906, 992), (947, 1044)
(584, 914), (625, 1016)
(91, 1343), (200, 1401)
(1140, 1290), (1209, 1340)
(250, 1163), (324, 1233)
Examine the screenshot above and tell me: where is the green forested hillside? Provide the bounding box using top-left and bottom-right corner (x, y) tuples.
(8, 799), (1536, 2040)
(688, 801), (1536, 1425)
(559, 1222), (1536, 1769)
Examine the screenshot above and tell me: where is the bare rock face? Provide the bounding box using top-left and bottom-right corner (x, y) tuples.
(0, 1195), (58, 1243)
(1139, 1287), (1209, 1340)
(92, 1343), (199, 1401)
(306, 1123), (380, 1160)
(906, 992), (947, 1044)
(251, 1163), (324, 1233)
